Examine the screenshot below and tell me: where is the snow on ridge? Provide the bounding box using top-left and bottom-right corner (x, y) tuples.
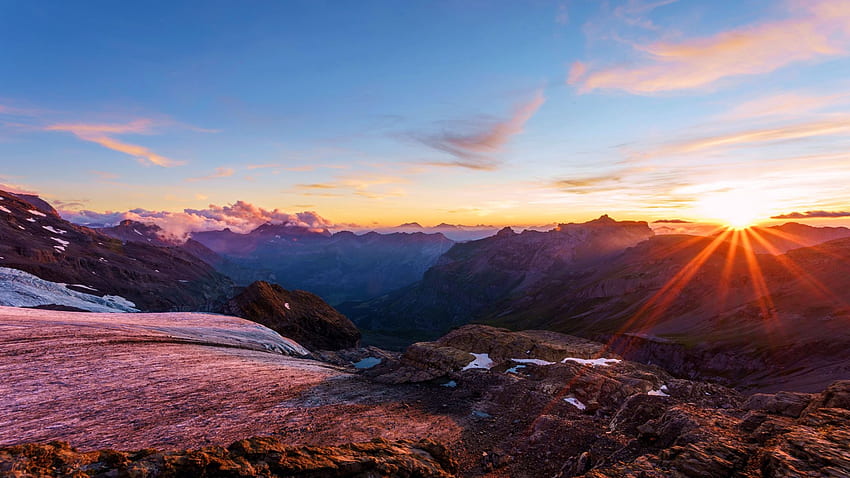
(564, 397), (587, 410)
(562, 357), (621, 367)
(27, 209), (46, 217)
(0, 267), (137, 313)
(462, 353), (495, 371)
(43, 225), (67, 234)
(51, 237), (70, 247)
(0, 206), (10, 214)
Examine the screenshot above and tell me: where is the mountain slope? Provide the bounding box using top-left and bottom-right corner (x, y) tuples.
(0, 190), (234, 311)
(193, 224), (455, 304)
(220, 281), (361, 351)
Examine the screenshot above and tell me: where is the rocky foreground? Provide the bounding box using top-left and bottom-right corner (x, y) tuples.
(0, 309), (847, 477)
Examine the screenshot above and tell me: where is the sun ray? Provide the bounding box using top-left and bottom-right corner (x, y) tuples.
(748, 228), (849, 308)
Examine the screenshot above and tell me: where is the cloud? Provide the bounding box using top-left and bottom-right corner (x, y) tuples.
(652, 219), (692, 223)
(61, 200), (335, 239)
(655, 117), (850, 156)
(418, 91), (545, 169)
(570, 1), (850, 93)
(90, 170), (120, 181)
(295, 174), (409, 199)
(45, 120), (184, 167)
(719, 92), (849, 120)
(771, 210), (850, 219)
(186, 167), (235, 182)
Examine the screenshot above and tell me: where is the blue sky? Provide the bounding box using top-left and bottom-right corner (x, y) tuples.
(2, 0), (850, 231)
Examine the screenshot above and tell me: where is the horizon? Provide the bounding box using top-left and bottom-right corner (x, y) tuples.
(2, 0), (849, 230)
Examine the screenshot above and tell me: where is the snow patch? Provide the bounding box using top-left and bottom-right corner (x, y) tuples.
(0, 267), (137, 312)
(284, 302), (291, 310)
(51, 237), (70, 247)
(648, 389), (670, 397)
(511, 358), (555, 366)
(133, 229), (143, 236)
(27, 209), (46, 217)
(42, 225), (67, 234)
(25, 218), (36, 223)
(562, 357), (621, 367)
(462, 353), (495, 371)
(441, 380), (457, 388)
(67, 284), (98, 292)
(564, 397), (587, 410)
(0, 206), (10, 214)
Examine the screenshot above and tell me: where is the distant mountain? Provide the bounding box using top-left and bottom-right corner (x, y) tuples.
(0, 190), (234, 312)
(192, 224), (455, 304)
(344, 215), (654, 335)
(98, 219), (179, 247)
(368, 222), (504, 242)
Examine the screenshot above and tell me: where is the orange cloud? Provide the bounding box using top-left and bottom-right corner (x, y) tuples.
(46, 120), (183, 167)
(186, 167), (235, 182)
(659, 117), (850, 155)
(570, 1), (850, 93)
(419, 90), (545, 169)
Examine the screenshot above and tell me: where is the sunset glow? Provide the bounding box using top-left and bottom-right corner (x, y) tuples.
(0, 1), (849, 231)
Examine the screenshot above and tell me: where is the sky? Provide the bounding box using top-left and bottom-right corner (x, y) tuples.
(2, 0), (850, 232)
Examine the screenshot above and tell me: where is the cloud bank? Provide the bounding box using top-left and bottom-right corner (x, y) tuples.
(771, 210), (850, 219)
(61, 200), (334, 239)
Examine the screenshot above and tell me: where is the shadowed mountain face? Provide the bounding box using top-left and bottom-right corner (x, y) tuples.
(346, 220), (850, 392)
(344, 215), (655, 336)
(221, 281), (361, 351)
(0, 191), (234, 312)
(192, 224), (455, 305)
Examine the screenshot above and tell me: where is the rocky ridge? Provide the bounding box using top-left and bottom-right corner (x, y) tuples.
(0, 191), (234, 311)
(220, 280), (361, 351)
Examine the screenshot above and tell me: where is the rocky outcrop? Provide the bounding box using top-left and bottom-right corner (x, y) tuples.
(1, 313), (847, 477)
(221, 281), (361, 351)
(0, 437), (457, 477)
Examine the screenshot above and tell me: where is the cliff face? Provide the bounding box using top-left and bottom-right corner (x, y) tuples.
(0, 191), (234, 312)
(220, 281), (361, 351)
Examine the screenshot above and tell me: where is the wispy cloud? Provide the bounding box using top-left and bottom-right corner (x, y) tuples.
(771, 210), (850, 219)
(570, 1), (850, 93)
(46, 120), (184, 167)
(417, 91), (545, 169)
(719, 92), (850, 120)
(186, 167), (235, 182)
(653, 117), (850, 156)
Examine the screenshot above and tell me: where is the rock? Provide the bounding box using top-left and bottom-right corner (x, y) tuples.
(804, 380), (850, 412)
(0, 437), (457, 477)
(743, 391), (813, 418)
(220, 281), (361, 351)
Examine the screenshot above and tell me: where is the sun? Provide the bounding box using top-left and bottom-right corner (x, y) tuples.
(696, 190), (763, 230)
